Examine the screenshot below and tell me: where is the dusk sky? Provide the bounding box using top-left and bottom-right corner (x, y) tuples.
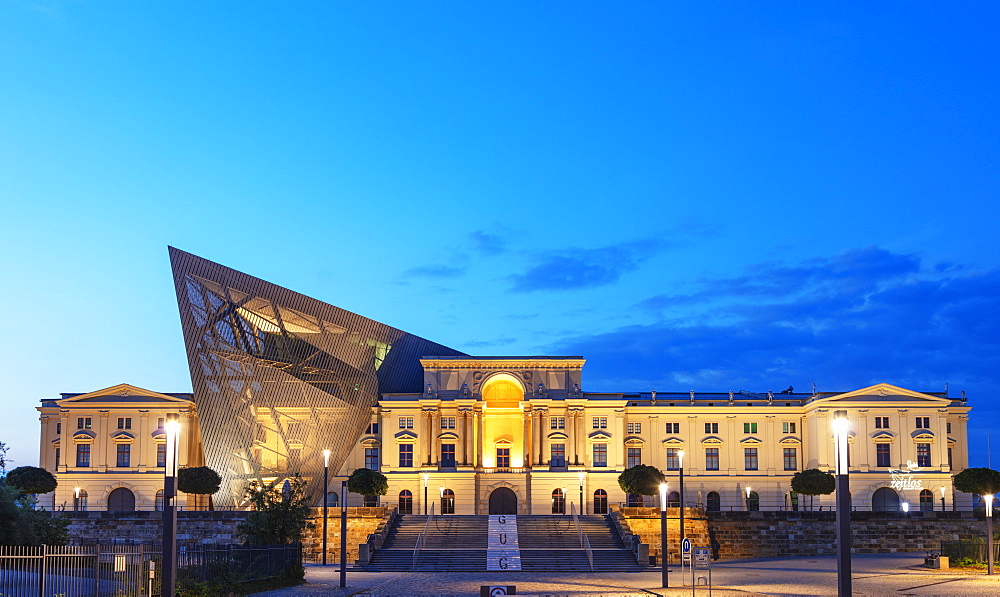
(1, 2), (997, 470)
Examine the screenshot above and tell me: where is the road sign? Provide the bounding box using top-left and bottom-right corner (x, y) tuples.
(693, 547), (711, 568)
(682, 537), (692, 562)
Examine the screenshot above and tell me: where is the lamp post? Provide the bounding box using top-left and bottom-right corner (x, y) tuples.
(440, 486), (444, 514)
(902, 501), (910, 516)
(984, 493), (994, 576)
(745, 486), (752, 511)
(73, 487), (80, 512)
(659, 482), (669, 588)
(579, 472), (585, 515)
(562, 487), (567, 515)
(678, 449), (685, 543)
(833, 410), (852, 596)
(322, 449), (330, 566)
(161, 416), (180, 597)
(940, 486), (946, 512)
(340, 479), (347, 588)
(422, 473), (429, 516)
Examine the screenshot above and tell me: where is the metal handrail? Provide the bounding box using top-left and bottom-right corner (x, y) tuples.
(411, 503), (435, 570)
(570, 502), (594, 571)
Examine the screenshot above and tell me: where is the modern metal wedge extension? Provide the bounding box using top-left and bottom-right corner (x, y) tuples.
(168, 247), (465, 507)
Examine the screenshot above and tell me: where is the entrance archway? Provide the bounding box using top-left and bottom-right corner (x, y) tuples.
(872, 487), (900, 512)
(488, 487), (517, 515)
(107, 487), (135, 512)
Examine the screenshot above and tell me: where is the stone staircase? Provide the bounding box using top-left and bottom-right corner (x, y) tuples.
(364, 514), (642, 572)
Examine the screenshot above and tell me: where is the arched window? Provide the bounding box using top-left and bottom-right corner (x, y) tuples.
(551, 488), (565, 514)
(667, 491), (680, 508)
(919, 489), (934, 512)
(441, 489), (455, 514)
(155, 489), (164, 512)
(626, 493), (643, 507)
(482, 374), (524, 408)
(872, 487), (900, 512)
(746, 491), (760, 511)
(74, 489), (89, 512)
(706, 491), (720, 513)
(364, 494), (379, 507)
(326, 492), (339, 507)
(399, 489), (413, 515)
(593, 489), (608, 514)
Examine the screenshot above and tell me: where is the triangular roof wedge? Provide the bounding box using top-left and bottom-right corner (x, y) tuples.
(58, 383), (193, 404)
(813, 383), (950, 404)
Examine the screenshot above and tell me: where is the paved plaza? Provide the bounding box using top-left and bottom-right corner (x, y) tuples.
(251, 553), (1000, 596)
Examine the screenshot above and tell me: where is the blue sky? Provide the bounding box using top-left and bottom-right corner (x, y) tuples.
(1, 2), (997, 469)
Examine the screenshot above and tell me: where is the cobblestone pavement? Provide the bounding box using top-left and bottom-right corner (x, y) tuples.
(251, 553), (1000, 596)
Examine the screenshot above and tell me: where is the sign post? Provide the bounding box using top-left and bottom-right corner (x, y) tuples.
(693, 546), (712, 596)
(681, 537), (692, 584)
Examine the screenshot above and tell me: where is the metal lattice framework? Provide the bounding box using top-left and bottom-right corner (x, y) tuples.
(169, 247), (465, 507)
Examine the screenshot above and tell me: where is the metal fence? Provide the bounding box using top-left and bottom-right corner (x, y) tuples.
(0, 543), (301, 596)
(941, 541), (1000, 564)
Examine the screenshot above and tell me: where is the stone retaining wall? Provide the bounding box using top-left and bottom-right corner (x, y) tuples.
(301, 507), (391, 564)
(66, 511), (247, 545)
(611, 506), (709, 563)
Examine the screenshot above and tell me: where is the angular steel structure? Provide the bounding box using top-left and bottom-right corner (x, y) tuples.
(169, 247), (465, 506)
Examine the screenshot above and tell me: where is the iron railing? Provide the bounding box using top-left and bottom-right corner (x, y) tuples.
(941, 541), (1000, 564)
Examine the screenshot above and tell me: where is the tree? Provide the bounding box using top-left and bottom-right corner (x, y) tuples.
(237, 476), (314, 545)
(0, 482), (69, 545)
(0, 441), (9, 475)
(954, 467), (1000, 497)
(178, 466), (222, 511)
(6, 466), (57, 495)
(347, 468), (388, 502)
(791, 468), (835, 511)
(618, 465), (666, 500)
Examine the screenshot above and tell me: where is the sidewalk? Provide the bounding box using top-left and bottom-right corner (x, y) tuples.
(251, 553), (1000, 596)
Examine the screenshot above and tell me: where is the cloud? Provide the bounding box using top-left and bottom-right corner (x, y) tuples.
(468, 230), (506, 256)
(463, 336), (518, 349)
(400, 264), (466, 279)
(509, 239), (661, 292)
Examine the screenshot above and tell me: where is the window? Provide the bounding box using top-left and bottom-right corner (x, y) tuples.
(626, 422), (641, 434)
(441, 417), (456, 429)
(746, 491), (760, 511)
(441, 489), (455, 514)
(783, 447), (797, 471)
(946, 422), (952, 433)
(875, 416), (889, 429)
(365, 422), (379, 434)
(704, 422), (718, 434)
(666, 448), (680, 471)
(744, 447), (758, 470)
(919, 489), (933, 512)
(916, 443), (931, 467)
(552, 489), (565, 514)
(550, 443), (565, 467)
(56, 423), (61, 434)
(117, 417), (132, 430)
(77, 417), (92, 430)
(75, 489), (88, 512)
(398, 490), (413, 514)
(915, 417), (930, 429)
(496, 447), (510, 468)
(782, 422), (796, 434)
(54, 448), (60, 469)
(876, 443), (891, 467)
(155, 489), (164, 512)
(593, 489), (608, 514)
(705, 448), (719, 471)
(593, 417), (608, 429)
(398, 417), (414, 429)
(743, 422), (757, 434)
(948, 447), (953, 470)
(76, 444), (91, 467)
(364, 495), (379, 507)
(365, 447), (379, 471)
(593, 443), (607, 467)
(666, 423), (680, 434)
(326, 492), (339, 507)
(399, 444), (413, 467)
(707, 492), (721, 512)
(157, 444), (166, 467)
(667, 491), (680, 508)
(157, 418), (165, 429)
(550, 417), (565, 430)
(116, 444), (131, 468)
(627, 447), (641, 468)
(626, 493), (643, 507)
(441, 444), (456, 467)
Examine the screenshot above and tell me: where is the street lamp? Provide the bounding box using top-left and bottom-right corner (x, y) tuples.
(322, 449), (330, 566)
(440, 486), (444, 514)
(340, 479), (347, 588)
(659, 482), (669, 588)
(901, 501), (910, 515)
(579, 472), (585, 515)
(678, 449), (685, 543)
(73, 487), (80, 512)
(832, 410), (852, 596)
(161, 416), (180, 597)
(422, 473), (429, 516)
(745, 486), (752, 511)
(940, 486), (946, 512)
(984, 493), (994, 575)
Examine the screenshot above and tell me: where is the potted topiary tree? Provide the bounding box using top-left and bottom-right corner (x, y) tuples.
(618, 464), (666, 508)
(347, 468), (388, 507)
(5, 466), (57, 495)
(177, 466), (222, 511)
(791, 468), (835, 511)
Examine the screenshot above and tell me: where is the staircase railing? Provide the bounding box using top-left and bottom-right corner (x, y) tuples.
(411, 503), (435, 570)
(570, 502), (594, 571)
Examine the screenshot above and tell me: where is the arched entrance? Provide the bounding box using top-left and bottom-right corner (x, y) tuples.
(872, 487), (900, 512)
(107, 487), (135, 512)
(488, 487), (517, 515)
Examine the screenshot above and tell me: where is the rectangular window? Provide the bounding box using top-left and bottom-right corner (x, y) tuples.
(77, 417), (92, 429)
(666, 448), (680, 471)
(783, 447), (797, 471)
(948, 447), (953, 469)
(916, 417), (930, 429)
(76, 444), (91, 467)
(627, 447), (642, 468)
(496, 447), (510, 468)
(399, 444), (413, 467)
(55, 447), (60, 469)
(704, 422), (718, 434)
(441, 417), (456, 429)
(157, 444), (166, 467)
(117, 417), (132, 430)
(626, 422), (641, 434)
(875, 416), (889, 429)
(782, 422), (796, 434)
(56, 423), (61, 434)
(366, 422), (379, 434)
(399, 417), (413, 429)
(592, 417), (607, 429)
(916, 443), (931, 467)
(705, 447), (719, 471)
(550, 417), (565, 430)
(666, 422), (680, 434)
(365, 447), (379, 471)
(876, 443), (891, 467)
(157, 418), (165, 429)
(116, 444), (130, 468)
(550, 443), (565, 467)
(744, 447), (758, 470)
(441, 444), (456, 467)
(946, 422), (952, 434)
(593, 443), (607, 467)
(743, 422), (757, 434)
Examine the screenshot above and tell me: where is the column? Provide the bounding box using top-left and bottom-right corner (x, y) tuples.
(475, 410), (484, 468)
(138, 411), (149, 470)
(434, 409), (442, 466)
(538, 410), (547, 465)
(765, 416), (776, 474)
(935, 409), (949, 469)
(576, 410), (585, 466)
(856, 410), (871, 471)
(565, 410), (576, 465)
(98, 410), (110, 472)
(725, 416), (737, 474)
(461, 410), (470, 466)
(522, 410), (532, 469)
(423, 411), (433, 465)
